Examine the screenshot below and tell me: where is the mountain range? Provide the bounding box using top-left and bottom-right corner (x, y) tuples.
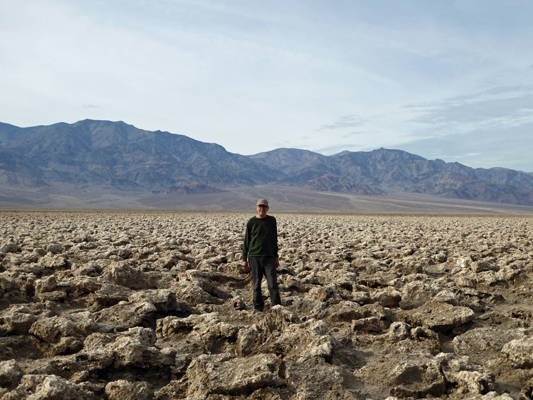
(1, 119), (533, 211)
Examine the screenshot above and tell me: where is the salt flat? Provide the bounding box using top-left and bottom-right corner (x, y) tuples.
(0, 211), (532, 399)
(5, 184), (533, 215)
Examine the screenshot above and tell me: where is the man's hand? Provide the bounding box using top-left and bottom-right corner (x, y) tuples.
(242, 261), (250, 272)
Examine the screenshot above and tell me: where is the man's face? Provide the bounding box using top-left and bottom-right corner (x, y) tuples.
(256, 205), (269, 218)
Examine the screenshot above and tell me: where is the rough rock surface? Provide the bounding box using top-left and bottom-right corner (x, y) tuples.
(0, 211), (533, 399)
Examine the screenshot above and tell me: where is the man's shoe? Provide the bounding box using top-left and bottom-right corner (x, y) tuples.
(253, 309), (263, 315)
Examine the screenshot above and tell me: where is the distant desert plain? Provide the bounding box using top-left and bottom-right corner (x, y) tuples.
(3, 184), (533, 215)
(1, 209), (533, 399)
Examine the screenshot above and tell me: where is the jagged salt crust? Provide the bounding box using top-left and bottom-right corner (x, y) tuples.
(0, 211), (532, 399)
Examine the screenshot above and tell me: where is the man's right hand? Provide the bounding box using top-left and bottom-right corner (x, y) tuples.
(242, 261), (250, 272)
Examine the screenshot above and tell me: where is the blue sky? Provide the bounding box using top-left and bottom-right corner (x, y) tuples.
(1, 0), (533, 172)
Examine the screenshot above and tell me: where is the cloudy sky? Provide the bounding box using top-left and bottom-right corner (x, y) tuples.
(2, 1), (533, 172)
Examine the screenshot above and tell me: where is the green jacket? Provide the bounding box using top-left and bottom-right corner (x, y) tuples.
(242, 215), (278, 260)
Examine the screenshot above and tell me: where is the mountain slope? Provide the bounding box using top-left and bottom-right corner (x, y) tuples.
(1, 120), (532, 206)
(251, 147), (533, 205)
(0, 120), (280, 192)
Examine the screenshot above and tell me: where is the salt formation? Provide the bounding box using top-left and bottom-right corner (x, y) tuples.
(0, 211), (532, 399)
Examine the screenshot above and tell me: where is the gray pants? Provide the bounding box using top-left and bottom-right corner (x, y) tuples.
(249, 256), (281, 312)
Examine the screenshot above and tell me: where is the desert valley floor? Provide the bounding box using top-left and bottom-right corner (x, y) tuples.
(1, 211), (533, 399)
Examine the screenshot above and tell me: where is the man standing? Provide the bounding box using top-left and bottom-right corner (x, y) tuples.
(242, 199), (281, 314)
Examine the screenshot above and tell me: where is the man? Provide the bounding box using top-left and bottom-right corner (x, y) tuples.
(242, 199), (281, 314)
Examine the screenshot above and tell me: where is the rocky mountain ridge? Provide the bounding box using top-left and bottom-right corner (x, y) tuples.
(1, 119), (533, 207)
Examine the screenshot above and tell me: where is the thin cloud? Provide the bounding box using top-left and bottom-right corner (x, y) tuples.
(314, 143), (364, 155)
(404, 86), (533, 138)
(318, 115), (366, 130)
(399, 122), (533, 172)
(2, 1), (533, 171)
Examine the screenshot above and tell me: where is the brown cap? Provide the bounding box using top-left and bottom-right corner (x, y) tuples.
(256, 199), (269, 207)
